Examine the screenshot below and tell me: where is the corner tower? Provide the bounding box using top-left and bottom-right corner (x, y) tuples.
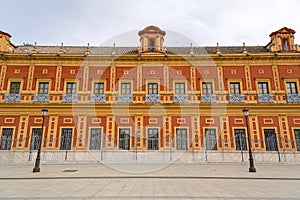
(0, 30), (15, 53)
(138, 26), (166, 53)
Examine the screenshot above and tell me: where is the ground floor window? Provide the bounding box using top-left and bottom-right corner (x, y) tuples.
(90, 128), (101, 150)
(60, 128), (72, 150)
(205, 129), (217, 150)
(235, 129), (247, 151)
(30, 128), (42, 150)
(119, 128), (130, 150)
(0, 128), (13, 150)
(176, 128), (187, 150)
(294, 129), (300, 151)
(264, 129), (278, 151)
(148, 128), (159, 150)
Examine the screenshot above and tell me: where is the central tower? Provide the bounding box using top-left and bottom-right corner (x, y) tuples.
(138, 26), (166, 53)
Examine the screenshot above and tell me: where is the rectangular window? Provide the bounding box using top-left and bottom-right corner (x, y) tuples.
(286, 82), (298, 94)
(119, 128), (130, 150)
(90, 128), (101, 150)
(30, 128), (42, 150)
(283, 39), (289, 51)
(66, 83), (76, 94)
(150, 39), (155, 52)
(148, 83), (158, 94)
(294, 129), (300, 151)
(264, 129), (278, 151)
(258, 82), (269, 94)
(234, 129), (247, 151)
(230, 82), (241, 94)
(205, 129), (217, 150)
(148, 128), (159, 150)
(94, 83), (104, 94)
(10, 82), (21, 94)
(60, 128), (72, 150)
(0, 128), (13, 150)
(175, 83), (185, 94)
(202, 82), (213, 94)
(38, 82), (49, 94)
(176, 128), (188, 150)
(121, 83), (131, 95)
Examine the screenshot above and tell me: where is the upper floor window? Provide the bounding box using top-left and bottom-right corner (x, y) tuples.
(148, 83), (158, 94)
(66, 83), (76, 94)
(283, 39), (289, 51)
(202, 82), (213, 94)
(175, 83), (185, 94)
(38, 82), (49, 94)
(121, 83), (131, 95)
(94, 83), (104, 94)
(258, 82), (269, 94)
(286, 82), (298, 94)
(149, 39), (155, 52)
(230, 82), (241, 94)
(10, 82), (20, 94)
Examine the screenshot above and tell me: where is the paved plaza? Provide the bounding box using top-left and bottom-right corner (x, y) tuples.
(0, 162), (300, 199)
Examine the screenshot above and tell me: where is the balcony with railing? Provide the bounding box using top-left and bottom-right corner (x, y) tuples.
(4, 94), (21, 103)
(62, 94), (78, 103)
(90, 94), (106, 103)
(257, 94), (274, 103)
(118, 94), (133, 103)
(229, 94), (244, 103)
(201, 94), (216, 103)
(145, 94), (160, 103)
(33, 94), (50, 103)
(173, 94), (188, 103)
(286, 94), (300, 103)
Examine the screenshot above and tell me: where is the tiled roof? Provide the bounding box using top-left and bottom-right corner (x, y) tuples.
(13, 45), (269, 55)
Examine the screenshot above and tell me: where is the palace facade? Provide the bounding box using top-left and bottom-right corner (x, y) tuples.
(0, 26), (300, 156)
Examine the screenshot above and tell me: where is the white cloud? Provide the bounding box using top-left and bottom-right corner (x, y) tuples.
(1, 0), (300, 47)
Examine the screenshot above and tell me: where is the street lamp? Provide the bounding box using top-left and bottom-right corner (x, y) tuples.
(33, 108), (48, 173)
(243, 107), (256, 173)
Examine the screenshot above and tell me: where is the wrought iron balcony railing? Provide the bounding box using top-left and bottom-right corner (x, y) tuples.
(173, 94), (188, 103)
(201, 94), (216, 103)
(286, 94), (300, 103)
(145, 94), (160, 103)
(90, 94), (106, 103)
(257, 94), (274, 103)
(4, 94), (20, 103)
(229, 94), (244, 103)
(33, 94), (50, 103)
(62, 94), (78, 103)
(118, 94), (133, 103)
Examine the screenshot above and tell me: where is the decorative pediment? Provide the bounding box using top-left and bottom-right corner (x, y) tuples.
(269, 27), (295, 37)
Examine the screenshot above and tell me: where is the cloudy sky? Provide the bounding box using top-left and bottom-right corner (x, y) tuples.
(1, 0), (300, 47)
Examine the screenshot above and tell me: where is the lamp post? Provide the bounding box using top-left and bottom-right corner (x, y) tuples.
(243, 107), (256, 173)
(33, 108), (48, 173)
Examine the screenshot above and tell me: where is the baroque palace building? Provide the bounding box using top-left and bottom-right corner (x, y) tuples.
(0, 26), (300, 159)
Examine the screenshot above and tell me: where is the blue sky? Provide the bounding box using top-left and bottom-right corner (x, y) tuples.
(1, 0), (300, 47)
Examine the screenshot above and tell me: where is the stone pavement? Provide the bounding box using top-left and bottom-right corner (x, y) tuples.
(0, 162), (299, 199)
